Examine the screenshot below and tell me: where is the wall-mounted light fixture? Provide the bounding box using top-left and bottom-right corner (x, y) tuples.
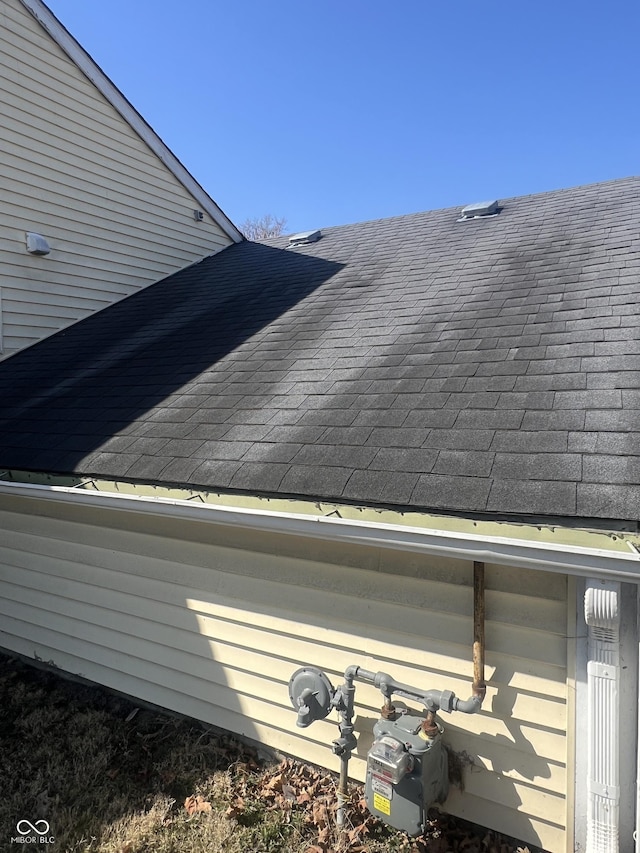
(193, 210), (204, 222)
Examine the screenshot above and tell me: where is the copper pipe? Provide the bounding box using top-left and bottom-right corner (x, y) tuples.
(380, 698), (396, 720)
(421, 710), (439, 738)
(473, 561), (486, 700)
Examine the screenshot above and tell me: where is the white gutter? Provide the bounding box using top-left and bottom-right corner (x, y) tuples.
(20, 0), (244, 244)
(2, 480), (640, 582)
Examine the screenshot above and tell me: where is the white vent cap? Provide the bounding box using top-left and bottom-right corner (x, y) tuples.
(459, 200), (500, 219)
(26, 232), (51, 255)
(289, 229), (322, 246)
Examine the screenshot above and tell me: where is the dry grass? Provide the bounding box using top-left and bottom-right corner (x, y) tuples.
(0, 653), (539, 853)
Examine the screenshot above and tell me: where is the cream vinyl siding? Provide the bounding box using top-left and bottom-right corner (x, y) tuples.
(0, 495), (571, 851)
(0, 0), (233, 358)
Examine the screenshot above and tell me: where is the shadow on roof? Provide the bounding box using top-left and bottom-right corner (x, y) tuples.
(0, 241), (344, 476)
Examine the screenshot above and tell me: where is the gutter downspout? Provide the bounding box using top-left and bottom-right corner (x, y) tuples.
(584, 580), (621, 853)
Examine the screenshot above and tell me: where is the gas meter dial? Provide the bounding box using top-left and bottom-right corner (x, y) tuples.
(367, 735), (413, 784)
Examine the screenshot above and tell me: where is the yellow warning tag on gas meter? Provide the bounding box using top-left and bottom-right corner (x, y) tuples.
(373, 792), (391, 815)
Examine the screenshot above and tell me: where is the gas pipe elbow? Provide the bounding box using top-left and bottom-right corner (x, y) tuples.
(453, 685), (485, 715)
(344, 665), (360, 683)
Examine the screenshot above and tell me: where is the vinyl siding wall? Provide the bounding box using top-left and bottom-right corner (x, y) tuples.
(0, 0), (232, 358)
(0, 493), (571, 852)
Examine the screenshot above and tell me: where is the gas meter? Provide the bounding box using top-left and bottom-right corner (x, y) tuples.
(288, 663), (484, 836)
(365, 711), (448, 836)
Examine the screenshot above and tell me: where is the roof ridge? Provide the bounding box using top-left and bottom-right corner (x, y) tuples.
(276, 175), (640, 239)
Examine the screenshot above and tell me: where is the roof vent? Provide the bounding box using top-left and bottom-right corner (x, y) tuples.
(458, 200), (500, 221)
(289, 229), (322, 246)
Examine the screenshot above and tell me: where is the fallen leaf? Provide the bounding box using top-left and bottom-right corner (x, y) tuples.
(318, 826), (331, 843)
(274, 792), (290, 810)
(348, 825), (368, 843)
(312, 801), (329, 827)
(184, 795), (212, 815)
(225, 805), (242, 819)
(266, 773), (283, 791)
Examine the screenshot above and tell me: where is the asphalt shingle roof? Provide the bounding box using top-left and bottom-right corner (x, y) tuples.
(1, 177), (640, 524)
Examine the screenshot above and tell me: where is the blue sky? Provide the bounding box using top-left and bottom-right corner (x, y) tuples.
(46, 0), (639, 234)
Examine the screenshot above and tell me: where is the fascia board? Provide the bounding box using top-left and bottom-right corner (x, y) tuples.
(2, 480), (640, 583)
(19, 0), (243, 244)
